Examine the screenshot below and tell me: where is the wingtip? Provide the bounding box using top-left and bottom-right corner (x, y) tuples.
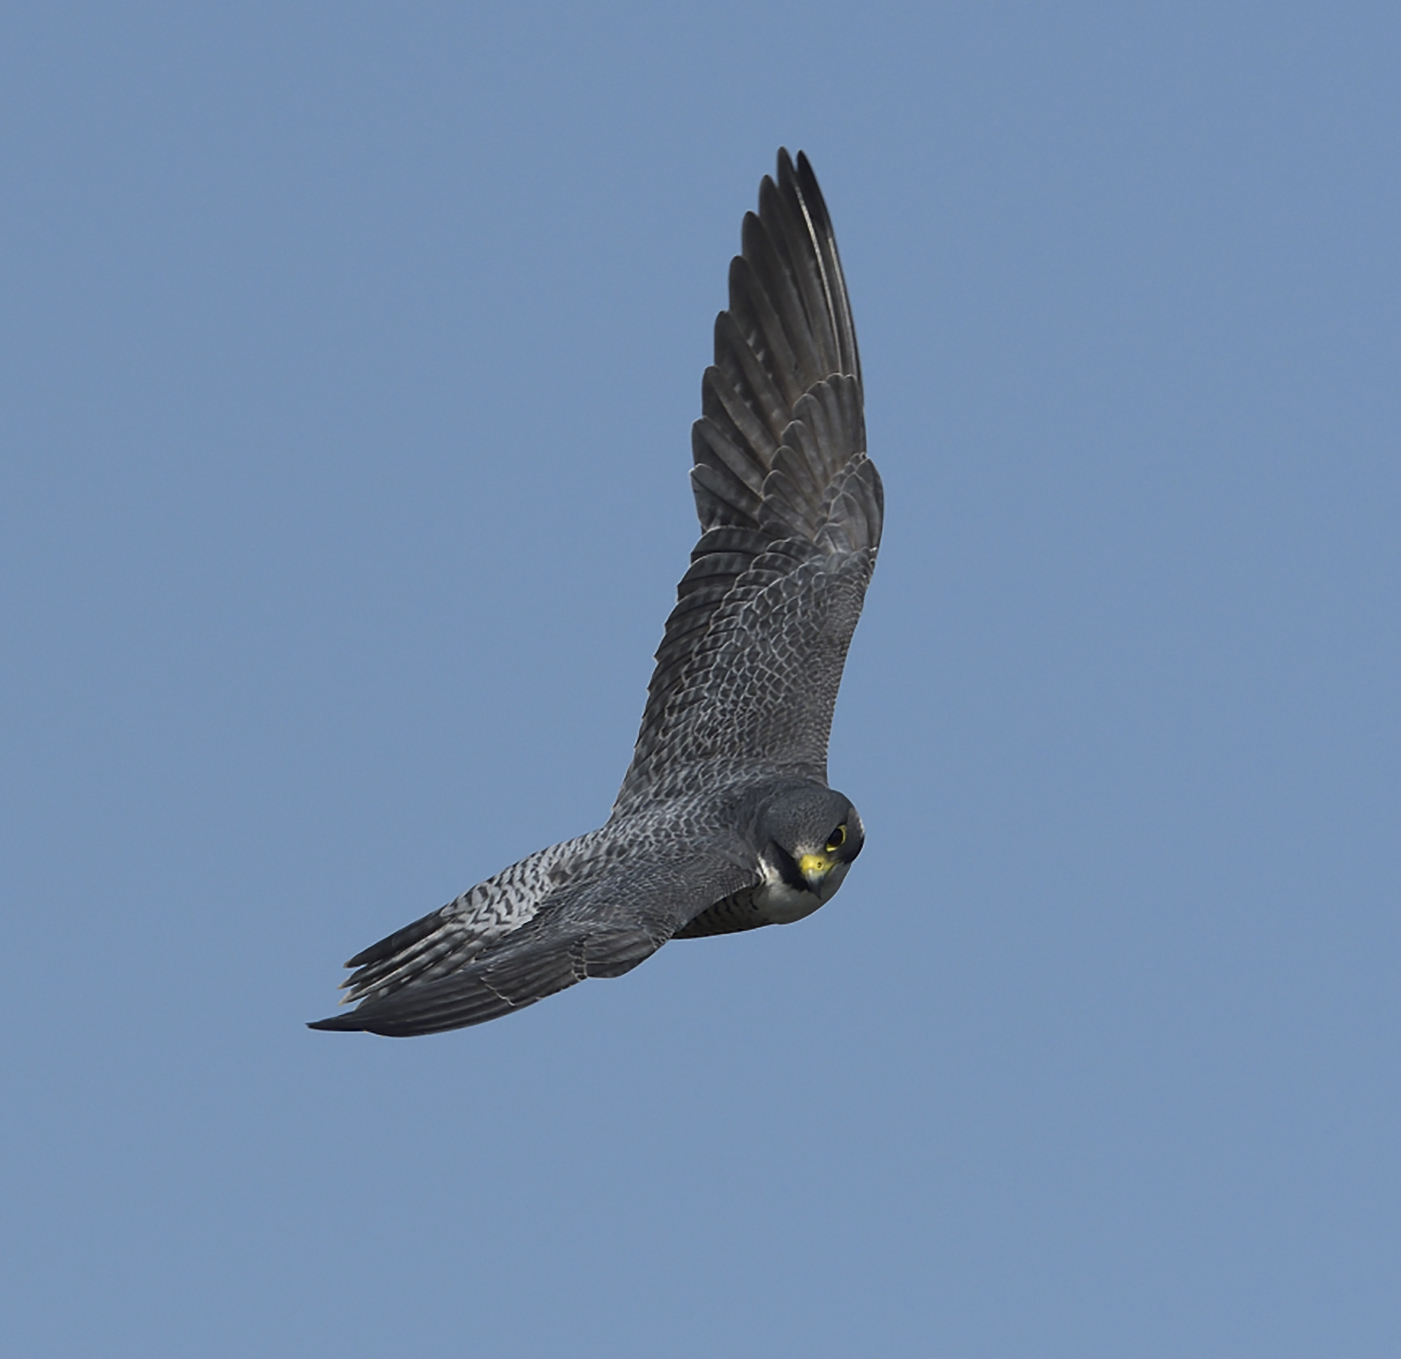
(778, 147), (819, 193)
(307, 1014), (366, 1033)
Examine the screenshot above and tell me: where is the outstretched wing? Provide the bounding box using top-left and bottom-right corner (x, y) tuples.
(308, 850), (753, 1037)
(615, 150), (882, 814)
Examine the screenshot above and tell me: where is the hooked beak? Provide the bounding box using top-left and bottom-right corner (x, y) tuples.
(797, 851), (836, 894)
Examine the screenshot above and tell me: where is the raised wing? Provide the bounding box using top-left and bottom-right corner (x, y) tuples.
(308, 848), (753, 1037)
(615, 150), (881, 813)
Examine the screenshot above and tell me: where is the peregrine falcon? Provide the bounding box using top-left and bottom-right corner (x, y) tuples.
(310, 150), (882, 1036)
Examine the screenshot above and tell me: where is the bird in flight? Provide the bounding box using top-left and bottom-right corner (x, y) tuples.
(310, 150), (882, 1036)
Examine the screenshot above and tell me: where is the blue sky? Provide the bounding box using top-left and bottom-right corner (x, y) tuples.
(3, 3), (1398, 1355)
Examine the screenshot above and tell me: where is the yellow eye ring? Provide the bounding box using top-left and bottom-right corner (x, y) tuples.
(825, 825), (847, 853)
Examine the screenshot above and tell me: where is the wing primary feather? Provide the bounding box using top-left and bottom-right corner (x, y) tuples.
(690, 460), (762, 524)
(702, 359), (778, 468)
(758, 174), (840, 380)
(693, 414), (767, 497)
(713, 312), (790, 445)
(795, 150), (861, 383)
(727, 255), (804, 405)
(740, 209), (823, 382)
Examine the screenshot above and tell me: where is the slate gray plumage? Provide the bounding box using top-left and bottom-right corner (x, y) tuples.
(310, 150), (882, 1037)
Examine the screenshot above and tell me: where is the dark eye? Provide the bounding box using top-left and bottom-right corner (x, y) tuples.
(825, 825), (847, 853)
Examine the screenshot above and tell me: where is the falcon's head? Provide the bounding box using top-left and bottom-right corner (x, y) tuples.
(754, 783), (866, 903)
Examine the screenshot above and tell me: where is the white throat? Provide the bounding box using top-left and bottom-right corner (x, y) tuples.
(752, 855), (852, 925)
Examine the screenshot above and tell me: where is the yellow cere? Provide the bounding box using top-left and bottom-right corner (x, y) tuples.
(799, 852), (833, 879)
